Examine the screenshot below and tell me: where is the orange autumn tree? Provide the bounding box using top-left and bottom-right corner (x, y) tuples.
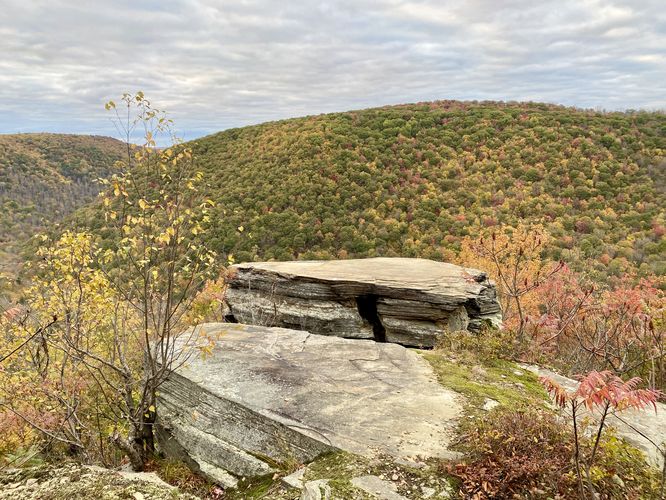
(459, 223), (563, 340)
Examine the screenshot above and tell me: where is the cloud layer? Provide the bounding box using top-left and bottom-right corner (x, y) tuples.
(1, 0), (664, 139)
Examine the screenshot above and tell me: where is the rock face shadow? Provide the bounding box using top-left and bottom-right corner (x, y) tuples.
(355, 294), (386, 342)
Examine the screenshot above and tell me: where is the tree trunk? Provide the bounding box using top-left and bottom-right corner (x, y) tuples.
(515, 295), (525, 342)
(140, 415), (156, 456)
(571, 403), (586, 499)
(112, 433), (145, 471)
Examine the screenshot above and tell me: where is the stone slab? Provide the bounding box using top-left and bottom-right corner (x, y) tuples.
(225, 258), (502, 347)
(351, 475), (409, 500)
(157, 323), (464, 481)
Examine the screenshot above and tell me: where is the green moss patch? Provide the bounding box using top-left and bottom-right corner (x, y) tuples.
(303, 451), (455, 499)
(421, 351), (548, 411)
(224, 451), (456, 499)
(224, 474), (290, 500)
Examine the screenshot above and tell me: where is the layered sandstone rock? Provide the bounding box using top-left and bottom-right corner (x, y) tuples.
(224, 257), (502, 347)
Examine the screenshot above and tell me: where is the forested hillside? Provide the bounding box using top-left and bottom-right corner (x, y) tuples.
(0, 134), (125, 288)
(81, 100), (665, 281)
(4, 98), (664, 498)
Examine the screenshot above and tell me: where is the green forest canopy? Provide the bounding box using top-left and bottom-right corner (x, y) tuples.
(0, 133), (125, 288)
(70, 100), (666, 282)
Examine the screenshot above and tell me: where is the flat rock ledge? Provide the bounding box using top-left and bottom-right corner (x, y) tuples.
(156, 323), (463, 485)
(225, 257), (502, 347)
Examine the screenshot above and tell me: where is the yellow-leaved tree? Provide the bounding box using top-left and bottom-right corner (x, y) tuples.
(0, 93), (220, 469)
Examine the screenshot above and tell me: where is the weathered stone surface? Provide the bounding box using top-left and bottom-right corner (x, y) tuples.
(225, 258), (501, 347)
(157, 323), (463, 483)
(156, 367), (333, 482)
(300, 480), (331, 500)
(350, 475), (409, 500)
(225, 287), (373, 339)
(0, 464), (197, 500)
(282, 467), (307, 489)
(381, 317), (452, 346)
(522, 364), (666, 468)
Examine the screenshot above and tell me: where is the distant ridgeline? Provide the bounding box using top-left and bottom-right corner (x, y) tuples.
(0, 134), (125, 287)
(73, 101), (664, 280)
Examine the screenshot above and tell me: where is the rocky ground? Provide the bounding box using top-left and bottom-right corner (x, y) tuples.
(3, 259), (662, 499)
(0, 452), (457, 500)
(2, 352), (662, 499)
(223, 451), (456, 499)
(156, 323), (464, 487)
(0, 463), (197, 500)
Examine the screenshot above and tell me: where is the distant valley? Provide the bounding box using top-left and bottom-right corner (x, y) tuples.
(0, 133), (125, 290)
(5, 102), (666, 289)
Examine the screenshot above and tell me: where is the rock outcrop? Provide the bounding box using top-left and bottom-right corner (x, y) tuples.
(0, 464), (196, 500)
(156, 323), (463, 485)
(225, 258), (501, 347)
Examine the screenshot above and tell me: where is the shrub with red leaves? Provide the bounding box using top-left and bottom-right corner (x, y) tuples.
(446, 409), (576, 499)
(540, 371), (661, 498)
(446, 404), (661, 499)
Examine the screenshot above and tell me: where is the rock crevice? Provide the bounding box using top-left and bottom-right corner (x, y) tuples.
(355, 294), (387, 342)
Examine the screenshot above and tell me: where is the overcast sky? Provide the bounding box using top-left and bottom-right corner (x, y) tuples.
(1, 0), (664, 140)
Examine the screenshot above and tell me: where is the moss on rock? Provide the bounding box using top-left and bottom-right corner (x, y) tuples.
(0, 463), (196, 500)
(421, 351), (548, 411)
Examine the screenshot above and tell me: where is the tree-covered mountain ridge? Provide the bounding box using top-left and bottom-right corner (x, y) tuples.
(78, 100), (664, 280)
(0, 133), (125, 288)
(3, 99), (665, 498)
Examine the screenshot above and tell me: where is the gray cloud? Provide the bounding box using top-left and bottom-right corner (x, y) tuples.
(0, 0), (664, 140)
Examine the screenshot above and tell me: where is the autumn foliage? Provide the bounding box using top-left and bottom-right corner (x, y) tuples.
(532, 272), (665, 389)
(0, 94), (220, 470)
(460, 223), (665, 392)
(541, 370), (660, 412)
(448, 407), (661, 499)
(448, 409), (575, 498)
(65, 101), (665, 281)
(541, 371), (661, 498)
(459, 223), (563, 338)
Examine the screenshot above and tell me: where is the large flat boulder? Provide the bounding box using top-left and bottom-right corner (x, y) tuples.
(156, 323), (463, 484)
(225, 258), (501, 347)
